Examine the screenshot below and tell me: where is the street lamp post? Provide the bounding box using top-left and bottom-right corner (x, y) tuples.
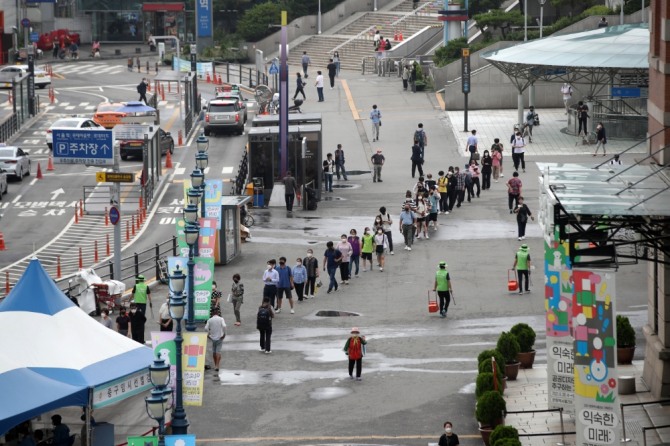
(184, 224), (199, 332)
(145, 356), (171, 446)
(167, 267), (189, 434)
(524, 0), (528, 41)
(195, 135), (209, 220)
(318, 0), (322, 34)
(538, 0), (547, 38)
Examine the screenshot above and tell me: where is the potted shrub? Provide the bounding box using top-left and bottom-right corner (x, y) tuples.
(490, 425), (519, 446)
(511, 323), (536, 369)
(493, 439), (522, 446)
(476, 390), (507, 445)
(476, 372), (504, 397)
(478, 349), (506, 370)
(479, 358), (506, 391)
(413, 62), (427, 91)
(497, 331), (521, 380)
(616, 315), (636, 364)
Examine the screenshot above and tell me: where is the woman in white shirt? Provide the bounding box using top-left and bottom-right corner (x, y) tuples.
(415, 196), (428, 240)
(511, 132), (526, 173)
(373, 228), (388, 272)
(336, 235), (353, 284)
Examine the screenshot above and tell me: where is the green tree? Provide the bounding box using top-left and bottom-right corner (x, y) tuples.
(473, 9), (524, 39)
(469, 0), (504, 16)
(236, 1), (283, 41)
(433, 37), (468, 67)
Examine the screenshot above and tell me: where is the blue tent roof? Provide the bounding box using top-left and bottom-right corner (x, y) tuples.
(0, 259), (154, 435)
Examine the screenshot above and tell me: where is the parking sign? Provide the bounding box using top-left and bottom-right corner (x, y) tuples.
(53, 129), (115, 166)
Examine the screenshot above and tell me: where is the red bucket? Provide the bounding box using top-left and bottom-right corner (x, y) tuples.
(428, 291), (439, 313)
(508, 269), (518, 292)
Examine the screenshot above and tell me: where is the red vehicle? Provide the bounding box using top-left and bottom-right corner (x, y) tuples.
(37, 29), (80, 51)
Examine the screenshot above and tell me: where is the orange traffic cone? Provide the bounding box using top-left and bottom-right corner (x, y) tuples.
(165, 150), (173, 168)
(206, 72), (211, 83)
(0, 232), (5, 251)
(36, 162), (43, 179)
(47, 155), (55, 171)
(399, 31), (404, 41)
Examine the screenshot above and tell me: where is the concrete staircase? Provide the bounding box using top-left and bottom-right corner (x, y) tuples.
(285, 0), (440, 72)
(391, 0), (442, 14)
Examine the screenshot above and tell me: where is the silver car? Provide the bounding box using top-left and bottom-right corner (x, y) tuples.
(204, 99), (244, 136)
(0, 167), (7, 198)
(0, 145), (31, 180)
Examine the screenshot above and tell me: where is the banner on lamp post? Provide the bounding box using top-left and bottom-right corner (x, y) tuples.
(196, 0), (212, 37)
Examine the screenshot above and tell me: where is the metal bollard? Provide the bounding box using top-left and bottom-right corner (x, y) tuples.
(155, 62), (159, 74)
(146, 61), (149, 73)
(136, 56), (141, 72)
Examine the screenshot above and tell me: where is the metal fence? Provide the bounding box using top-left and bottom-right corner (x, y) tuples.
(568, 97), (648, 139)
(213, 62), (268, 89)
(0, 113), (19, 142)
(233, 148), (249, 195)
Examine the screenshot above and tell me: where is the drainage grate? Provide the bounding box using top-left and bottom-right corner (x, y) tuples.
(315, 310), (360, 317)
(332, 184), (356, 189)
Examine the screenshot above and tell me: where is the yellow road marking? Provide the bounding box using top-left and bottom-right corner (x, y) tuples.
(197, 434), (481, 443)
(436, 90), (445, 110)
(341, 79), (360, 120)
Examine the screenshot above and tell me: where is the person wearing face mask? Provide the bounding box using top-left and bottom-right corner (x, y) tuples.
(275, 256), (295, 314)
(376, 206), (394, 254)
(337, 234), (353, 284)
(361, 227), (374, 272)
(344, 327), (367, 381)
(399, 204), (417, 251)
(210, 280), (222, 315)
(303, 249), (319, 299)
(323, 241), (343, 293)
(128, 304), (147, 344)
(416, 194), (428, 239)
(262, 259), (279, 309)
(373, 228), (388, 271)
(292, 258), (307, 301)
(347, 229), (361, 278)
(116, 307), (131, 337)
(230, 273), (244, 326)
(100, 309), (113, 329)
(438, 421), (459, 446)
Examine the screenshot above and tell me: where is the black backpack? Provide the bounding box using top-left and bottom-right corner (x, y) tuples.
(257, 306), (271, 328)
(414, 129), (425, 145)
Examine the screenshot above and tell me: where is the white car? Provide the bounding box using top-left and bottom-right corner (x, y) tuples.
(0, 64), (51, 89)
(0, 145), (31, 180)
(0, 166), (7, 198)
(46, 117), (103, 149)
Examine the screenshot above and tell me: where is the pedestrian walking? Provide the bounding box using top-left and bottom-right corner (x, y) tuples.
(593, 122), (607, 156)
(414, 123), (428, 159)
(402, 65), (410, 90)
(410, 63), (417, 92)
(210, 280), (222, 315)
(53, 44), (60, 59)
(337, 235), (353, 284)
(513, 244), (532, 294)
(301, 51), (311, 78)
(127, 57), (134, 71)
(375, 206), (394, 255)
(315, 71), (324, 102)
(205, 308), (226, 371)
(323, 153), (334, 192)
(480, 150), (492, 190)
(282, 170), (297, 212)
(433, 261), (453, 318)
(361, 227), (375, 272)
(275, 257), (295, 314)
(597, 16), (609, 28)
(292, 258), (307, 301)
(344, 327), (367, 381)
(333, 51), (341, 76)
(371, 149), (385, 182)
(116, 308), (130, 336)
(427, 188), (439, 231)
(469, 162), (481, 198)
(411, 139), (424, 178)
(323, 241), (343, 293)
(230, 274), (244, 326)
(438, 422), (460, 446)
(100, 309), (113, 329)
(492, 144), (502, 182)
(334, 144), (348, 180)
(561, 83), (573, 115)
(399, 203), (417, 251)
(415, 195), (428, 239)
(511, 131), (526, 172)
(454, 167), (466, 207)
(577, 101), (589, 136)
(514, 196), (534, 241)
(447, 170), (457, 211)
(373, 228), (387, 271)
(465, 129), (478, 162)
(327, 58), (337, 88)
(158, 299), (173, 331)
(348, 229), (361, 278)
(262, 259), (279, 308)
(525, 106), (535, 142)
(137, 78), (148, 104)
(609, 154), (622, 165)
(303, 249), (319, 299)
(257, 298), (274, 353)
(293, 72), (306, 100)
(369, 105), (382, 142)
(128, 304), (146, 344)
(131, 275), (152, 315)
(437, 171), (448, 213)
(507, 171), (523, 213)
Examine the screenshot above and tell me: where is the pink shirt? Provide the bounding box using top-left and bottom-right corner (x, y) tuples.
(492, 151), (501, 167)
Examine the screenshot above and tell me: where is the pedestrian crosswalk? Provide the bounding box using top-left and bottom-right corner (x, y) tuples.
(46, 62), (127, 77)
(0, 99), (179, 114)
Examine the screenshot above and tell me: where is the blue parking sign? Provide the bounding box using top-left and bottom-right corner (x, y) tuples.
(53, 129), (115, 166)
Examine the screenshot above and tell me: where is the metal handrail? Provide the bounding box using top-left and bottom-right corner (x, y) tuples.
(642, 424), (670, 446)
(621, 399), (670, 442)
(505, 407), (568, 446)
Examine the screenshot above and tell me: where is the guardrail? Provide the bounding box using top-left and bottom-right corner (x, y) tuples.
(212, 62), (268, 89)
(505, 408), (571, 445)
(0, 113), (19, 142)
(621, 399), (670, 443)
(233, 148), (249, 195)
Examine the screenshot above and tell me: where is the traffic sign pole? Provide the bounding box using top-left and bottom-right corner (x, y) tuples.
(461, 48), (470, 132)
(113, 151), (121, 280)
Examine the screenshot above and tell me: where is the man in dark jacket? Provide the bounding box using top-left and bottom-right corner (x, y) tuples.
(411, 139), (424, 178)
(137, 78), (148, 104)
(282, 170), (297, 212)
(327, 58), (337, 89)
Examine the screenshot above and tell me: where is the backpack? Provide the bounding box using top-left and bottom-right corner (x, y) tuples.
(414, 129), (425, 146)
(137, 83), (142, 93)
(257, 306), (271, 329)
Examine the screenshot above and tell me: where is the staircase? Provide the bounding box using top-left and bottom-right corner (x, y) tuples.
(285, 0), (440, 72)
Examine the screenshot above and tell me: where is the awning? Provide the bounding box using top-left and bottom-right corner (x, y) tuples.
(142, 3), (184, 12)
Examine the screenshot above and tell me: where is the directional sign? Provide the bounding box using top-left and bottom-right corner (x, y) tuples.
(53, 129), (115, 166)
(21, 18), (30, 27)
(96, 172), (134, 183)
(611, 87), (641, 98)
(269, 62), (279, 75)
(109, 206), (120, 226)
(30, 32), (39, 43)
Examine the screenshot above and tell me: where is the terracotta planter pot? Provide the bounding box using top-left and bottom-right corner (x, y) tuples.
(504, 362), (520, 381)
(517, 350), (536, 369)
(617, 346), (635, 365)
(479, 426), (493, 446)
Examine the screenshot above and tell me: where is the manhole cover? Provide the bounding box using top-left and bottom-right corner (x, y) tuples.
(315, 310), (360, 317)
(346, 170), (371, 175)
(332, 184), (356, 189)
(322, 196), (345, 201)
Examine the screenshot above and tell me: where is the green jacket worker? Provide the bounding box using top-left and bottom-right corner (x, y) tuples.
(433, 261), (453, 318)
(132, 275), (152, 314)
(513, 244), (531, 295)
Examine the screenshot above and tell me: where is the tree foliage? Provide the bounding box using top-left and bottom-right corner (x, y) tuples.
(473, 9), (524, 39)
(469, 0), (504, 16)
(236, 2), (283, 41)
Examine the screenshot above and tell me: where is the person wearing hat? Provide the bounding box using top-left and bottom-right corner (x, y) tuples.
(132, 275), (151, 315)
(513, 244), (532, 295)
(371, 149), (385, 182)
(433, 261), (453, 318)
(50, 415), (71, 446)
(343, 327), (367, 381)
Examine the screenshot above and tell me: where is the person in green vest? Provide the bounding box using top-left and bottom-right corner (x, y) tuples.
(433, 261), (454, 318)
(132, 275), (152, 314)
(512, 244), (532, 295)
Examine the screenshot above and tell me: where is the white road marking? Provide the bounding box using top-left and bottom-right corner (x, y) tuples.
(12, 195), (22, 203)
(222, 166), (233, 174)
(175, 167), (186, 175)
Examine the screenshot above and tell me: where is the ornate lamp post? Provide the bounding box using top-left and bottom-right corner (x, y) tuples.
(145, 355), (171, 446)
(195, 135), (209, 219)
(167, 267), (189, 434)
(183, 224), (199, 332)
